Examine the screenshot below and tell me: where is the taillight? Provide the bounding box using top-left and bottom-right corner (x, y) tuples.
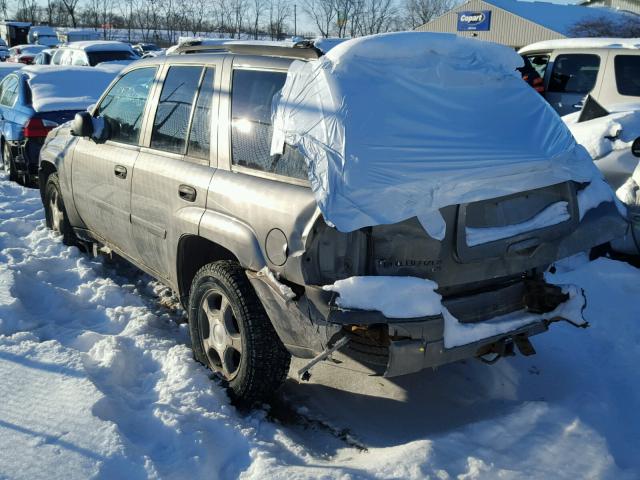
(23, 118), (58, 138)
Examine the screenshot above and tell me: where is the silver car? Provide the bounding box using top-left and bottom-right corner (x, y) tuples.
(38, 43), (627, 404)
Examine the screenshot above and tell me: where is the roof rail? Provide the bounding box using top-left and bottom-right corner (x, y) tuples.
(171, 41), (323, 59)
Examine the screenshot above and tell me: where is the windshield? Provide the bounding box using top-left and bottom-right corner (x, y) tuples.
(87, 51), (136, 66)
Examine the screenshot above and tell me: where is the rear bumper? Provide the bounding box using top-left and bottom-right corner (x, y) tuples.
(249, 269), (586, 377)
(10, 138), (43, 176)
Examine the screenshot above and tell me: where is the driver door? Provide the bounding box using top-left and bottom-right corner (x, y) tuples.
(72, 66), (158, 256)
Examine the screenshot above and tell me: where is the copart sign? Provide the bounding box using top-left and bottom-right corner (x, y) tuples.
(457, 11), (492, 31)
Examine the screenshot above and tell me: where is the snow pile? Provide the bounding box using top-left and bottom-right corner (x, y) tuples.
(24, 65), (121, 113)
(0, 174), (639, 479)
(466, 201), (570, 247)
(577, 176), (626, 219)
(564, 108), (640, 160)
(271, 32), (601, 240)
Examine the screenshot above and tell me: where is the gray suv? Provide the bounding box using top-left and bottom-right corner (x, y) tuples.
(38, 43), (627, 404)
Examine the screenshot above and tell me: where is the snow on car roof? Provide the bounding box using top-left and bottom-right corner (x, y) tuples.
(486, 0), (633, 36)
(22, 65), (119, 112)
(0, 63), (22, 81)
(520, 37), (640, 53)
(66, 40), (134, 52)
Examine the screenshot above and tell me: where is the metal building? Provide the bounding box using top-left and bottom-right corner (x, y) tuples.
(416, 0), (635, 49)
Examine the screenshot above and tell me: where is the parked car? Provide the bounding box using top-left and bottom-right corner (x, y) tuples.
(38, 35), (627, 404)
(520, 38), (640, 116)
(33, 48), (55, 65)
(0, 65), (119, 185)
(0, 45), (10, 61)
(132, 43), (161, 56)
(7, 44), (46, 64)
(27, 25), (59, 47)
(51, 41), (139, 66)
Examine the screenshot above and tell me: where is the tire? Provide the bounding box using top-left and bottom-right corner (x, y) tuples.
(2, 141), (16, 182)
(188, 261), (291, 405)
(43, 172), (78, 247)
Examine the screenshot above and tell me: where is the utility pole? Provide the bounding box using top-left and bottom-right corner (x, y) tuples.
(294, 4), (297, 37)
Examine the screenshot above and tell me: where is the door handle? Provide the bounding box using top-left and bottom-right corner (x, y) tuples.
(114, 165), (127, 179)
(178, 184), (196, 202)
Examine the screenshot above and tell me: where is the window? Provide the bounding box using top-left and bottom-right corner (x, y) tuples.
(72, 50), (87, 66)
(614, 55), (640, 96)
(231, 69), (308, 181)
(188, 67), (215, 160)
(150, 65), (202, 154)
(60, 49), (73, 65)
(0, 76), (18, 107)
(96, 67), (157, 145)
(87, 50), (138, 66)
(524, 54), (549, 78)
(548, 54), (600, 94)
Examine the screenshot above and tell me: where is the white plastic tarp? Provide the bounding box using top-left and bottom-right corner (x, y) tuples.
(271, 32), (604, 239)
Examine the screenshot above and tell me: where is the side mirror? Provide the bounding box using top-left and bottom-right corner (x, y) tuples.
(632, 137), (640, 158)
(70, 111), (93, 137)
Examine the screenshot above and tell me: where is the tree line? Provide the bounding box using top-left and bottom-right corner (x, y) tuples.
(5, 0), (457, 44)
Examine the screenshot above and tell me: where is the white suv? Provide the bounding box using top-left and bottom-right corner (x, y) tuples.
(51, 41), (139, 67)
(520, 38), (640, 116)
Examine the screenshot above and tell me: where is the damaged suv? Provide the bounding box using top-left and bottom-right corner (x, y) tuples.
(38, 33), (628, 403)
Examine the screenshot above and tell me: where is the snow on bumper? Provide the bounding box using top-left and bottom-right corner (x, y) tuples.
(323, 276), (587, 377)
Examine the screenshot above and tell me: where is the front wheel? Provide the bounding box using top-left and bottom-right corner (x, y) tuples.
(188, 261), (291, 404)
(43, 172), (78, 247)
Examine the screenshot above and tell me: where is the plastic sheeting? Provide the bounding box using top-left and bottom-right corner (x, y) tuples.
(271, 32), (603, 239)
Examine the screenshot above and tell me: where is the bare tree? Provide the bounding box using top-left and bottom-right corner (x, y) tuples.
(303, 0), (336, 37)
(251, 0), (266, 39)
(60, 0), (81, 27)
(569, 15), (640, 37)
(267, 0), (290, 39)
(404, 0), (453, 29)
(359, 0), (395, 34)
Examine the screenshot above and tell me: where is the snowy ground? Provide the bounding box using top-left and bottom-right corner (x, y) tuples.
(0, 173), (639, 479)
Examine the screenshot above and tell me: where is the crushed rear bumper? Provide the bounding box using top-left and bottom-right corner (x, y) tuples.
(249, 268), (586, 377)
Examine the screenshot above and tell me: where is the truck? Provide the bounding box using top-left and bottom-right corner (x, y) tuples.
(57, 29), (101, 44)
(0, 21), (31, 47)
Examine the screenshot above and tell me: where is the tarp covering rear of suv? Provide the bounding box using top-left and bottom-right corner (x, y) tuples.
(270, 32), (613, 239)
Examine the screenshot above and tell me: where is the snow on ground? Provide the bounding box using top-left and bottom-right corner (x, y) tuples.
(0, 174), (639, 479)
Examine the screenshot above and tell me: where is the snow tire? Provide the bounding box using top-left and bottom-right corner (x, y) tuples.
(188, 261), (291, 405)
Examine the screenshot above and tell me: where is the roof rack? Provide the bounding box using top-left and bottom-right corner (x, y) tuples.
(171, 40), (323, 59)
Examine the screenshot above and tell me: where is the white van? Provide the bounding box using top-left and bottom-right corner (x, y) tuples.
(519, 38), (640, 116)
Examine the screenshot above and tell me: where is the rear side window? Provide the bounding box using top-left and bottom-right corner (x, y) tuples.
(614, 55), (640, 96)
(87, 51), (137, 66)
(0, 76), (18, 107)
(188, 67), (215, 160)
(548, 54), (600, 93)
(150, 65), (203, 154)
(96, 67), (157, 145)
(231, 69), (308, 181)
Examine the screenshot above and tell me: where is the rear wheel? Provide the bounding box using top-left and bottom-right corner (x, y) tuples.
(43, 172), (78, 247)
(188, 261), (291, 405)
(1, 142), (16, 182)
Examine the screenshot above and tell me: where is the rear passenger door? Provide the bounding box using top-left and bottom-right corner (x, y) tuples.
(546, 52), (604, 115)
(130, 61), (220, 282)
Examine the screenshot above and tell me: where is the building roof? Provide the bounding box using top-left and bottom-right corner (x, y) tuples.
(485, 0), (635, 35)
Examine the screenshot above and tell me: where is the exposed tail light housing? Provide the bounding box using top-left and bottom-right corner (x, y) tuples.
(23, 118), (58, 138)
